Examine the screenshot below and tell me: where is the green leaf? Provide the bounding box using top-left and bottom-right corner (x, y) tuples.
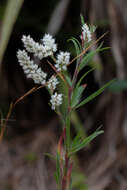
(108, 80), (127, 93)
(80, 14), (85, 25)
(58, 75), (69, 120)
(58, 72), (86, 136)
(71, 85), (85, 108)
(76, 80), (114, 109)
(69, 130), (104, 156)
(71, 111), (87, 138)
(71, 133), (82, 149)
(79, 43), (110, 72)
(79, 50), (97, 71)
(89, 25), (97, 33)
(72, 171), (88, 190)
(54, 172), (59, 186)
(0, 0), (24, 66)
(68, 37), (81, 58)
(44, 153), (56, 160)
(77, 67), (95, 87)
(55, 152), (61, 188)
(65, 74), (72, 86)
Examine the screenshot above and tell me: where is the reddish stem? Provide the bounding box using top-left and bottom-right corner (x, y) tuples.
(58, 128), (66, 155)
(62, 153), (71, 190)
(66, 162), (73, 189)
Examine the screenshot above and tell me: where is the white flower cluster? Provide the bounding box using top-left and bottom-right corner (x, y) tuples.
(55, 51), (70, 71)
(50, 92), (63, 110)
(17, 49), (47, 85)
(81, 24), (92, 42)
(22, 34), (57, 60)
(17, 21), (93, 110)
(17, 34), (63, 110)
(42, 34), (57, 54)
(47, 75), (59, 91)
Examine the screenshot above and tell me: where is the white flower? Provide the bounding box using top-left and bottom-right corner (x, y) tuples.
(22, 34), (57, 60)
(81, 24), (92, 42)
(22, 35), (37, 53)
(50, 92), (63, 110)
(32, 68), (47, 85)
(22, 35), (45, 59)
(47, 75), (59, 91)
(55, 51), (70, 71)
(42, 34), (57, 55)
(17, 49), (47, 85)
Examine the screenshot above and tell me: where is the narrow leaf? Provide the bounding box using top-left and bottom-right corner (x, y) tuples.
(69, 130), (104, 155)
(108, 80), (127, 93)
(71, 133), (82, 149)
(55, 152), (61, 187)
(65, 74), (72, 86)
(44, 153), (56, 161)
(68, 37), (81, 57)
(0, 0), (24, 66)
(79, 50), (97, 71)
(72, 37), (82, 52)
(79, 43), (110, 71)
(54, 172), (59, 185)
(76, 80), (114, 109)
(80, 14), (85, 25)
(77, 67), (95, 87)
(71, 111), (87, 138)
(71, 86), (85, 108)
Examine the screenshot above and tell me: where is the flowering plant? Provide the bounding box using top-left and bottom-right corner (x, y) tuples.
(16, 16), (113, 190)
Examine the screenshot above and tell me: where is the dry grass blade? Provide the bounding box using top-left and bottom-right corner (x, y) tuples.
(0, 0), (24, 67)
(0, 85), (45, 142)
(0, 102), (13, 142)
(13, 86), (38, 107)
(13, 84), (46, 107)
(47, 60), (68, 85)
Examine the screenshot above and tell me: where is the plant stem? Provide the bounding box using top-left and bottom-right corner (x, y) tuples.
(72, 50), (83, 90)
(62, 153), (71, 190)
(66, 113), (71, 153)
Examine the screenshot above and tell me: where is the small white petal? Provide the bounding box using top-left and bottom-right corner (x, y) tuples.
(17, 49), (47, 85)
(47, 75), (59, 91)
(55, 51), (70, 71)
(50, 92), (63, 110)
(81, 24), (92, 42)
